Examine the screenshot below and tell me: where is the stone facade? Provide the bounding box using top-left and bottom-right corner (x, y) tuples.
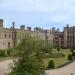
(51, 25), (75, 48)
(64, 25), (75, 48)
(0, 19), (75, 50)
(0, 19), (53, 50)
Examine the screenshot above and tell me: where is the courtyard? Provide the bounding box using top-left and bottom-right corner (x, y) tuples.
(0, 59), (75, 75)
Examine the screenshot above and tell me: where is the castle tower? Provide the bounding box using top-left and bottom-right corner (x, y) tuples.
(0, 19), (3, 28)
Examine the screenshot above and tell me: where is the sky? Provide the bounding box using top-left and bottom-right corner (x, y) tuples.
(0, 0), (75, 31)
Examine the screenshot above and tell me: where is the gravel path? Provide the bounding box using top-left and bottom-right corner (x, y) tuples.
(0, 59), (75, 75)
(45, 61), (75, 75)
(0, 59), (13, 75)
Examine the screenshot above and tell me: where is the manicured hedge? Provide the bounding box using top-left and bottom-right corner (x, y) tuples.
(48, 60), (55, 69)
(68, 54), (72, 60)
(0, 50), (6, 57)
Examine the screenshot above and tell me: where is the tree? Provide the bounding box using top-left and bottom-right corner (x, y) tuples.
(8, 35), (53, 75)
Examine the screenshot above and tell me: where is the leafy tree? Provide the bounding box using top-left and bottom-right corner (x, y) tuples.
(8, 35), (53, 75)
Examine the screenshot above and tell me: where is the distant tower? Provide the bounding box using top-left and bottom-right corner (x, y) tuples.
(0, 19), (3, 28)
(12, 22), (17, 48)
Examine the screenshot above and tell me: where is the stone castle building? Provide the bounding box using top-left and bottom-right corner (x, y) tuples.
(0, 19), (53, 50)
(0, 19), (75, 50)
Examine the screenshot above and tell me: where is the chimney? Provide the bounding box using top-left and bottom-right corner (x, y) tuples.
(20, 25), (25, 30)
(12, 22), (15, 28)
(66, 24), (69, 27)
(27, 27), (31, 31)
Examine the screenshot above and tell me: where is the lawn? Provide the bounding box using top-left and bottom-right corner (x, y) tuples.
(43, 49), (71, 69)
(0, 57), (13, 61)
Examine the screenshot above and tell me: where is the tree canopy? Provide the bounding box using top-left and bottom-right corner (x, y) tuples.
(8, 35), (53, 75)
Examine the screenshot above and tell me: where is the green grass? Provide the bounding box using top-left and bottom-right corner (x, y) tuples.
(0, 49), (72, 69)
(43, 49), (71, 68)
(0, 57), (13, 61)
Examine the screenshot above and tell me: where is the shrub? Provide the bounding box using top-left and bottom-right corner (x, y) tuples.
(7, 50), (10, 55)
(48, 60), (55, 69)
(50, 53), (65, 58)
(71, 48), (74, 52)
(72, 52), (75, 56)
(57, 48), (60, 51)
(0, 50), (6, 57)
(68, 54), (72, 60)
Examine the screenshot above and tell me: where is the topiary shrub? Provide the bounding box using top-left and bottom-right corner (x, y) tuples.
(72, 52), (75, 56)
(68, 54), (72, 60)
(48, 60), (55, 69)
(7, 49), (11, 56)
(50, 53), (65, 58)
(57, 48), (60, 51)
(71, 48), (74, 52)
(0, 50), (6, 57)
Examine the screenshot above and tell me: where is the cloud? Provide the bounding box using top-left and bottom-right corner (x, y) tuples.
(0, 0), (75, 29)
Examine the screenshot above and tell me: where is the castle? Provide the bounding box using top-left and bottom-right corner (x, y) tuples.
(0, 19), (75, 50)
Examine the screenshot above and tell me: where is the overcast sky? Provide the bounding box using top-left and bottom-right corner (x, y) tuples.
(0, 0), (75, 30)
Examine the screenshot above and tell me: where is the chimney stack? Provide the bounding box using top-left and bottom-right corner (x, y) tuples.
(12, 22), (15, 28)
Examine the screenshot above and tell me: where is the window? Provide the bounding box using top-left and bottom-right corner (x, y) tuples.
(0, 33), (1, 39)
(5, 34), (7, 38)
(9, 34), (11, 38)
(15, 34), (16, 38)
(8, 42), (10, 49)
